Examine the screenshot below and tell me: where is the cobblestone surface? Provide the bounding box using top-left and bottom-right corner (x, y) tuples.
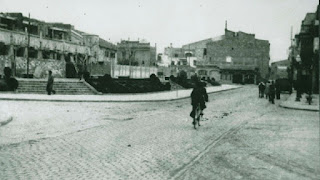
(0, 86), (319, 179)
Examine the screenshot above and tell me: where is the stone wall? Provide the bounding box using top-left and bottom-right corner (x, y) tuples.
(15, 57), (65, 78)
(90, 61), (111, 76)
(113, 65), (157, 79)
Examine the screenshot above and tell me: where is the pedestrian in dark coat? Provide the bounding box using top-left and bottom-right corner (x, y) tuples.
(275, 79), (281, 99)
(46, 70), (56, 95)
(269, 81), (275, 104)
(258, 82), (265, 98)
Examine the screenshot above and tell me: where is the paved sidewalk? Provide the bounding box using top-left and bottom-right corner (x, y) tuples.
(280, 91), (319, 111)
(0, 84), (240, 102)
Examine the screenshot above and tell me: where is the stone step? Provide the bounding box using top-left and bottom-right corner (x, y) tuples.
(18, 84), (89, 88)
(16, 92), (94, 95)
(16, 90), (94, 93)
(18, 82), (86, 85)
(17, 88), (92, 91)
(16, 79), (96, 95)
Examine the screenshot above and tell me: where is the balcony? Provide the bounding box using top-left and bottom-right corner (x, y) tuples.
(0, 28), (90, 54)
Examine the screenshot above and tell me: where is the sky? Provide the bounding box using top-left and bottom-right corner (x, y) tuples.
(0, 0), (318, 63)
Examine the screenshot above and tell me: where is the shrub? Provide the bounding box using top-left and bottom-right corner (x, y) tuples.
(1, 67), (19, 91)
(210, 81), (221, 86)
(83, 71), (90, 82)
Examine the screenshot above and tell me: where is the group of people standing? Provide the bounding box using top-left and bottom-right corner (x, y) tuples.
(258, 80), (281, 104)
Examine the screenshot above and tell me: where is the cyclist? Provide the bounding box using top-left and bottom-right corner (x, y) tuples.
(190, 81), (209, 124)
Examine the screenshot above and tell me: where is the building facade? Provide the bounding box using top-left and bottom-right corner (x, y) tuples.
(166, 29), (270, 84)
(0, 13), (116, 78)
(201, 29), (270, 84)
(161, 44), (197, 78)
(116, 40), (156, 67)
(291, 5), (319, 94)
(270, 59), (290, 80)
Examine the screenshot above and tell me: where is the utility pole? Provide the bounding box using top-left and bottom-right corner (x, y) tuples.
(290, 26), (294, 91)
(26, 13), (30, 77)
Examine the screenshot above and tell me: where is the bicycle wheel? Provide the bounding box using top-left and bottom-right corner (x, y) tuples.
(194, 104), (201, 129)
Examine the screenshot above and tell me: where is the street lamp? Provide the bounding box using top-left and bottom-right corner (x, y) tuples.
(295, 55), (301, 101)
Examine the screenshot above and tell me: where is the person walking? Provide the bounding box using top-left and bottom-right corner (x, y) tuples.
(46, 70), (56, 95)
(264, 81), (270, 100)
(269, 81), (276, 104)
(258, 81), (265, 98)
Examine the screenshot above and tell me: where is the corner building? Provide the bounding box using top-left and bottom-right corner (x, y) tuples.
(0, 13), (116, 78)
(194, 29), (270, 84)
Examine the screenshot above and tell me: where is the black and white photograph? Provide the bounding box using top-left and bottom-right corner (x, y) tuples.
(0, 0), (319, 179)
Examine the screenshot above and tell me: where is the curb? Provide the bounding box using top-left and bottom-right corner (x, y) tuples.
(82, 80), (103, 95)
(279, 103), (319, 112)
(0, 87), (241, 103)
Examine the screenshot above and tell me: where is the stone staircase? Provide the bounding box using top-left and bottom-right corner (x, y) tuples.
(16, 78), (97, 95)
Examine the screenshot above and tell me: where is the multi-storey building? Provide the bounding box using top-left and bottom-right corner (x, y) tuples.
(165, 28), (270, 84)
(116, 40), (156, 67)
(0, 13), (116, 78)
(187, 29), (270, 84)
(291, 5), (319, 94)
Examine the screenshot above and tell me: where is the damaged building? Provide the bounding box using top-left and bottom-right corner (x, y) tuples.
(0, 12), (116, 78)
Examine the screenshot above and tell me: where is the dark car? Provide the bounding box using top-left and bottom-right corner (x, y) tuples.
(276, 78), (292, 93)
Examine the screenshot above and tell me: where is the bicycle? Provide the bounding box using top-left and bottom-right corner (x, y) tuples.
(193, 103), (202, 129)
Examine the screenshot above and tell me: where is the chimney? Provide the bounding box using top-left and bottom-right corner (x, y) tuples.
(225, 20), (228, 30)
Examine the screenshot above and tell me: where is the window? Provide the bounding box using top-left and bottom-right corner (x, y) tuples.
(42, 50), (51, 59)
(203, 48), (207, 56)
(174, 54), (178, 57)
(28, 47), (37, 58)
(226, 56), (232, 63)
(0, 43), (9, 55)
(182, 60), (187, 65)
(16, 47), (25, 57)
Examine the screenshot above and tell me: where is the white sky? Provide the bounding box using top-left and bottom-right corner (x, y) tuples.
(0, 0), (318, 62)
